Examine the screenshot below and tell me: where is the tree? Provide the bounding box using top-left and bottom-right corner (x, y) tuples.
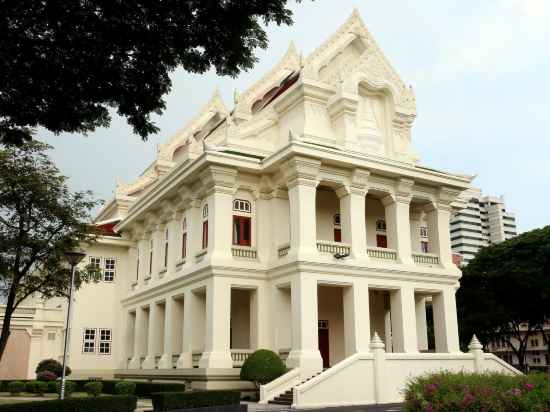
(0, 1), (303, 145)
(457, 225), (550, 371)
(0, 141), (102, 360)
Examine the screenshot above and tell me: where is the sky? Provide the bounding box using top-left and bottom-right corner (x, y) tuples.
(41, 0), (550, 233)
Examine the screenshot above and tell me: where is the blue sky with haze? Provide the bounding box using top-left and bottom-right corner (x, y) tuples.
(41, 0), (550, 232)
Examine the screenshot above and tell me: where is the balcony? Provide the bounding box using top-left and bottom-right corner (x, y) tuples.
(412, 253), (440, 265)
(316, 240), (350, 255)
(230, 349), (254, 367)
(367, 247), (397, 261)
(231, 246), (257, 259)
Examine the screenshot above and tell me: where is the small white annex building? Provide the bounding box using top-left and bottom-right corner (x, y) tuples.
(1, 10), (519, 407)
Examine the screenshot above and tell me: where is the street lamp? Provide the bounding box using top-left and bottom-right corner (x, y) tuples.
(60, 250), (86, 400)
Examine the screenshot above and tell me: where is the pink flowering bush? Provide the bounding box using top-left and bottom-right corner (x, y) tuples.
(404, 371), (550, 412)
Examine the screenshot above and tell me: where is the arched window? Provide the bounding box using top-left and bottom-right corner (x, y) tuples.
(376, 218), (387, 232)
(202, 204), (208, 249)
(233, 199), (251, 213)
(333, 214), (342, 243)
(181, 217), (187, 259)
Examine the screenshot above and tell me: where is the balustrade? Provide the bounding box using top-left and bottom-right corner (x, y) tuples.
(412, 253), (440, 265)
(316, 240), (351, 255)
(231, 246), (258, 259)
(367, 247), (397, 261)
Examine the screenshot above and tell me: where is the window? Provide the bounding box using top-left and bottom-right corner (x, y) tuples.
(99, 329), (112, 355)
(333, 214), (341, 243)
(376, 234), (387, 248)
(148, 239), (153, 276)
(89, 257), (102, 274)
(420, 226), (428, 238)
(233, 216), (251, 246)
(531, 339), (539, 347)
(104, 258), (116, 282)
(202, 205), (209, 249)
(136, 250), (140, 281)
(83, 328), (96, 353)
(376, 218), (387, 232)
(421, 241), (429, 254)
(233, 199), (251, 213)
(163, 228), (169, 268)
(181, 218), (187, 259)
(202, 221), (208, 249)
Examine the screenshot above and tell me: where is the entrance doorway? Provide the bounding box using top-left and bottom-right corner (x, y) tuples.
(318, 320), (330, 368)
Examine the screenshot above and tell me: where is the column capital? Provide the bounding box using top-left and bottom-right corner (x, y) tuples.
(200, 165), (238, 195)
(283, 156), (321, 189)
(335, 168), (370, 198)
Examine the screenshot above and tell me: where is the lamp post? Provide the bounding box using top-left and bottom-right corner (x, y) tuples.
(60, 250), (86, 400)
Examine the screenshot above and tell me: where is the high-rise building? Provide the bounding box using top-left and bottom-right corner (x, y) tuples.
(451, 188), (518, 265)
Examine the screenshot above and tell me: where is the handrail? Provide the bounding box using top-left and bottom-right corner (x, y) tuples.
(259, 368), (301, 404)
(367, 247), (397, 260)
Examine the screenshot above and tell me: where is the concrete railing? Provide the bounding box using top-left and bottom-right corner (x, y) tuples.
(412, 253), (440, 265)
(278, 243), (290, 258)
(316, 240), (351, 255)
(367, 247), (397, 260)
(231, 349), (254, 367)
(259, 367), (301, 404)
(231, 246), (258, 259)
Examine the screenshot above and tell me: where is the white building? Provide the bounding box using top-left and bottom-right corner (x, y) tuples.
(0, 10), (519, 407)
(450, 188), (518, 265)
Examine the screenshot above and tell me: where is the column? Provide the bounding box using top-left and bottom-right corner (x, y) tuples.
(432, 287), (460, 353)
(255, 191), (272, 263)
(415, 296), (429, 351)
(136, 238), (148, 285)
(177, 291), (197, 368)
(286, 273), (323, 376)
(167, 214), (182, 274)
(200, 166), (238, 262)
(390, 286), (418, 353)
(336, 169), (369, 260)
(425, 203), (454, 268)
(187, 199), (201, 261)
(151, 224), (164, 277)
(158, 298), (173, 369)
(343, 279), (371, 356)
(382, 179), (414, 264)
(250, 285), (271, 350)
(141, 305), (156, 369)
(409, 210), (422, 253)
(128, 308), (142, 369)
(124, 311), (136, 368)
(199, 277), (233, 368)
(285, 157), (320, 258)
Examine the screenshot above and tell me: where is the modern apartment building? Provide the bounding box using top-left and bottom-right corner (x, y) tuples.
(450, 188), (518, 265)
(0, 10), (519, 407)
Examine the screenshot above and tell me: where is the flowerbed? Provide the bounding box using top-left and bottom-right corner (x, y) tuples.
(404, 372), (550, 412)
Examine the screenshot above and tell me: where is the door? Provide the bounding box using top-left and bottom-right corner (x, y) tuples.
(318, 320), (330, 368)
(376, 234), (388, 248)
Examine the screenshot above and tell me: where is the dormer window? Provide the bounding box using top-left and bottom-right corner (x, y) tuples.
(233, 199), (251, 213)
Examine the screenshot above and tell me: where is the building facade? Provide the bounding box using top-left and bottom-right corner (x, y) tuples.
(0, 10), (519, 406)
(450, 188), (518, 265)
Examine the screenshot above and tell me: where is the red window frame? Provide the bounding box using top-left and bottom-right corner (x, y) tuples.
(182, 232), (187, 259)
(202, 221), (208, 249)
(233, 216), (251, 246)
(376, 234), (388, 248)
(333, 228), (342, 243)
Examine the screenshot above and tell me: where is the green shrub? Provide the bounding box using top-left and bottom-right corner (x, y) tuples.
(151, 391), (241, 412)
(35, 359), (71, 378)
(83, 381), (102, 397)
(55, 380), (77, 397)
(239, 349), (286, 388)
(46, 381), (58, 394)
(36, 371), (57, 382)
(0, 395), (137, 412)
(404, 371), (550, 412)
(25, 381), (48, 396)
(7, 381), (25, 395)
(115, 381), (136, 395)
(97, 381), (185, 397)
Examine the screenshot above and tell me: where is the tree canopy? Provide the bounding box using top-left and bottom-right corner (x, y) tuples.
(0, 0), (302, 145)
(457, 225), (550, 370)
(0, 141), (101, 360)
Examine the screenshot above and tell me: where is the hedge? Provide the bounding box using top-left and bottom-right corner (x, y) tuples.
(151, 391), (241, 412)
(0, 395), (137, 412)
(239, 349), (286, 388)
(404, 371), (550, 412)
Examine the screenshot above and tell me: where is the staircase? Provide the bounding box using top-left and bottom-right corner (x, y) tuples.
(268, 371), (323, 406)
